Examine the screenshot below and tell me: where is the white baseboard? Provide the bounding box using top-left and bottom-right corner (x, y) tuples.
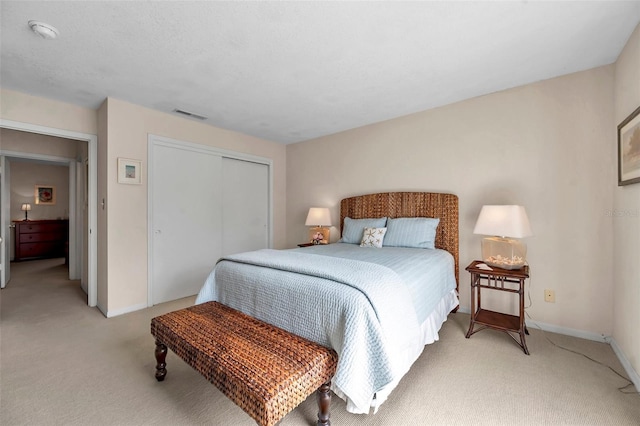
(523, 318), (640, 391)
(457, 307), (639, 392)
(525, 318), (608, 343)
(607, 336), (640, 392)
(105, 302), (147, 318)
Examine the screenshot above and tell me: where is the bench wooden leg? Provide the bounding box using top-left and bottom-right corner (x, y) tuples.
(154, 341), (167, 382)
(316, 380), (332, 426)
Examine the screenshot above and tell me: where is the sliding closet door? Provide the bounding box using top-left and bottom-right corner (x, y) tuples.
(221, 158), (269, 256)
(150, 143), (222, 305)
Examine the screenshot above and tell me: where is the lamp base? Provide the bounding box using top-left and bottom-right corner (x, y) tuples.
(308, 227), (330, 245)
(481, 237), (527, 270)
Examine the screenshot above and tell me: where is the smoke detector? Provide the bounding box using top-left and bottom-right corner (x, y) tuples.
(28, 21), (59, 40)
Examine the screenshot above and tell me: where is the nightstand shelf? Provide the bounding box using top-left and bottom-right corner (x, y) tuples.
(465, 260), (530, 354)
(473, 309), (520, 333)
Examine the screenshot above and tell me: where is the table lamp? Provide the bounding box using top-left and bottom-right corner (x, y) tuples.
(473, 205), (532, 269)
(305, 207), (331, 244)
(21, 203), (32, 221)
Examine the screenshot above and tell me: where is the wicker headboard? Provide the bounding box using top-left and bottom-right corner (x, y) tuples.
(340, 192), (459, 285)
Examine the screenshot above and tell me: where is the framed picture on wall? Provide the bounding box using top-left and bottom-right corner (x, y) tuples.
(618, 105), (640, 186)
(117, 158), (142, 184)
(35, 185), (56, 205)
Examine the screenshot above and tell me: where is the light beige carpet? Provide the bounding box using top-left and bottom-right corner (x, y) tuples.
(1, 258), (638, 425)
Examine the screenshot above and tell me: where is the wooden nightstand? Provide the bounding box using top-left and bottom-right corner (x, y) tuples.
(465, 260), (530, 354)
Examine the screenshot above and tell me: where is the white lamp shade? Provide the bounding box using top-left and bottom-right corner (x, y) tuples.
(473, 205), (532, 238)
(305, 207), (331, 227)
(21, 203), (32, 211)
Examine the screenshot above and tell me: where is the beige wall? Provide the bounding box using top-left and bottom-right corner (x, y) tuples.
(102, 98), (287, 315)
(0, 88), (97, 135)
(1, 90), (286, 317)
(1, 128), (80, 158)
(1, 90), (96, 290)
(1, 128), (79, 222)
(287, 65), (615, 337)
(9, 162), (69, 222)
(613, 23), (640, 383)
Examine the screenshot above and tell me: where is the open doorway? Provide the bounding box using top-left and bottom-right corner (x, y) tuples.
(0, 120), (97, 307)
(6, 156), (75, 288)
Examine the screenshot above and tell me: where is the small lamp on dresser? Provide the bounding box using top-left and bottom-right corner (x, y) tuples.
(473, 205), (532, 270)
(21, 203), (32, 221)
(305, 207), (331, 244)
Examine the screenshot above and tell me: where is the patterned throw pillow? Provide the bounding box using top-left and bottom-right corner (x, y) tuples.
(360, 227), (387, 248)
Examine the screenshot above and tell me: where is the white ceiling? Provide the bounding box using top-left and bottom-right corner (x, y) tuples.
(1, 1), (639, 144)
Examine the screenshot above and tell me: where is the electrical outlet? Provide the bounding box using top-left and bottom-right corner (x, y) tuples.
(544, 289), (555, 303)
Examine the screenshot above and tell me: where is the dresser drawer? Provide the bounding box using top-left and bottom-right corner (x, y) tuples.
(19, 231), (65, 244)
(16, 223), (65, 234)
(16, 242), (61, 259)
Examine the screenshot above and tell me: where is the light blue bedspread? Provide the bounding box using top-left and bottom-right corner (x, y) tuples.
(294, 243), (457, 323)
(195, 243), (456, 414)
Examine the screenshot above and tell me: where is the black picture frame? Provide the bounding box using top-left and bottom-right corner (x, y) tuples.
(618, 105), (640, 186)
(35, 185), (56, 205)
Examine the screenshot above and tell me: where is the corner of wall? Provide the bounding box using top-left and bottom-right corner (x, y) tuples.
(607, 336), (640, 393)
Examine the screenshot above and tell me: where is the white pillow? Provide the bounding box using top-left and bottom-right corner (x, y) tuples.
(360, 227), (387, 248)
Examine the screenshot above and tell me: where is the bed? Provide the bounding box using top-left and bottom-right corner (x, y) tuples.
(195, 191), (459, 414)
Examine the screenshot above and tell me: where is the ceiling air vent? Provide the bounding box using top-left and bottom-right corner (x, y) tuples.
(173, 109), (208, 120)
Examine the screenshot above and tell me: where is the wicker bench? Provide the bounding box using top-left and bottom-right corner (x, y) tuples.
(151, 301), (339, 426)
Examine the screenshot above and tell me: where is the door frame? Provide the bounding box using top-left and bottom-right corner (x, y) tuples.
(0, 119), (98, 307)
(147, 134), (273, 307)
(1, 152), (75, 282)
(0, 155), (9, 286)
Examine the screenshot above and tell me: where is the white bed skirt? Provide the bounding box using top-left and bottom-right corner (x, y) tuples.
(333, 289), (460, 414)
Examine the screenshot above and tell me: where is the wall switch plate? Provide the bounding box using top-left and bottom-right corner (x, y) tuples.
(544, 289), (555, 303)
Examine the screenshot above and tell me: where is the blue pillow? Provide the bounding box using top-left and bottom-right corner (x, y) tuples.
(340, 217), (387, 244)
(383, 217), (440, 249)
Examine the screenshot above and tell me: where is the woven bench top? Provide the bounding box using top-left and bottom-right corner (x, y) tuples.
(151, 301), (338, 426)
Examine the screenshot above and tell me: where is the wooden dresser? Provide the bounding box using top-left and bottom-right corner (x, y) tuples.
(13, 220), (69, 262)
